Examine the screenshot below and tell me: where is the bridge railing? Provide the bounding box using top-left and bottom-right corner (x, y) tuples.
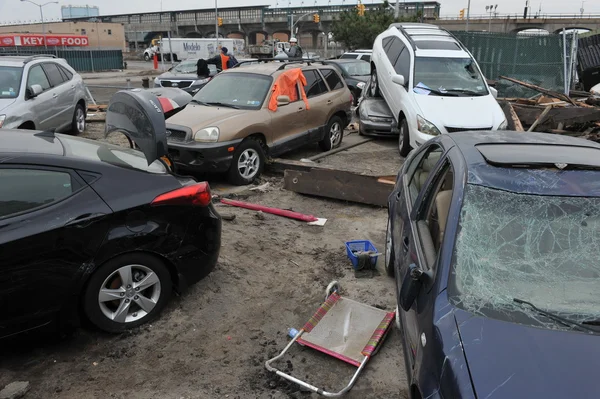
(440, 13), (600, 21)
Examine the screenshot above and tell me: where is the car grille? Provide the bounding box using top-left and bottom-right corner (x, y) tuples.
(166, 129), (188, 142)
(160, 80), (193, 89)
(445, 126), (492, 133)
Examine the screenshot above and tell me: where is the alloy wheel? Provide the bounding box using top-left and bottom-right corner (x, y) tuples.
(329, 122), (342, 147)
(238, 148), (260, 179)
(98, 264), (161, 324)
(370, 71), (378, 97)
(76, 107), (86, 133)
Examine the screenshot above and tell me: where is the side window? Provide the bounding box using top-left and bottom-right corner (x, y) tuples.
(416, 161), (454, 270)
(382, 37), (394, 52)
(386, 38), (405, 65)
(394, 48), (411, 79)
(407, 144), (443, 206)
(319, 69), (344, 91)
(58, 65), (73, 81)
(303, 70), (328, 98)
(42, 63), (66, 87)
(0, 169), (76, 218)
(361, 54), (371, 62)
(27, 65), (51, 91)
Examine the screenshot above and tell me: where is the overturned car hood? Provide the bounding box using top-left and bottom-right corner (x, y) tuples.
(413, 94), (503, 130)
(455, 309), (600, 398)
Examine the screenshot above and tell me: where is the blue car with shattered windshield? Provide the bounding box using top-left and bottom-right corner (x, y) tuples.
(384, 131), (600, 399)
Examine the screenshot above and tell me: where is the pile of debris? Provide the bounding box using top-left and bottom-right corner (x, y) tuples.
(497, 76), (600, 142)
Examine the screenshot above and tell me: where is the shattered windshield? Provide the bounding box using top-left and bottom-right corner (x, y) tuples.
(413, 57), (488, 96)
(450, 184), (600, 330)
(172, 61), (197, 73)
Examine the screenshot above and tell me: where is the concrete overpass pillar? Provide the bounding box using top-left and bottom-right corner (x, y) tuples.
(312, 31), (319, 49)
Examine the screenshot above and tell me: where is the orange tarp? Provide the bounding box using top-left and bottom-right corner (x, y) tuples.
(268, 68), (310, 112)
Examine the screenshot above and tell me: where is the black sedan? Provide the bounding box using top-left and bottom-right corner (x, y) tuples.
(322, 59), (370, 105)
(386, 131), (600, 399)
(154, 59), (219, 95)
(0, 89), (221, 338)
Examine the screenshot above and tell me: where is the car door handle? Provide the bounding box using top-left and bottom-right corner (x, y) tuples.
(52, 93), (58, 98)
(65, 213), (106, 228)
(403, 237), (410, 253)
(297, 107), (304, 112)
(326, 100), (333, 105)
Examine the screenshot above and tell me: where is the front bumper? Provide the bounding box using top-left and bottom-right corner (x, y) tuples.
(359, 118), (396, 136)
(168, 138), (244, 174)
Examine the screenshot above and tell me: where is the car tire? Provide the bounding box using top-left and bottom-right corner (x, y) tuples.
(370, 69), (381, 97)
(398, 117), (411, 157)
(71, 103), (86, 135)
(384, 218), (395, 277)
(83, 253), (173, 333)
(319, 116), (344, 151)
(144, 53), (150, 62)
(228, 138), (265, 186)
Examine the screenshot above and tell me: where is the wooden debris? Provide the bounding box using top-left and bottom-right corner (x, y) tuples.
(528, 105), (553, 132)
(87, 104), (108, 112)
(499, 76), (577, 106)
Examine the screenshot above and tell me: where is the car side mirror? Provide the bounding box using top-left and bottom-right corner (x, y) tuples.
(27, 84), (43, 99)
(392, 74), (405, 86)
(277, 95), (291, 106)
(490, 87), (498, 99)
(399, 264), (424, 311)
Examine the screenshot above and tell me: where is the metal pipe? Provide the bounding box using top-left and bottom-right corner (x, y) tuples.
(562, 28), (568, 95)
(167, 30), (174, 67)
(215, 0), (219, 47)
(466, 0), (471, 32)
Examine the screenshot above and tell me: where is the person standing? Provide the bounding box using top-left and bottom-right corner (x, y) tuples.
(206, 47), (231, 71)
(283, 38), (303, 60)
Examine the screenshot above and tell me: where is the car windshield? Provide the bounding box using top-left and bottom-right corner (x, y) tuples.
(339, 61), (370, 76)
(193, 72), (272, 109)
(172, 60), (198, 74)
(0, 66), (23, 98)
(450, 184), (600, 329)
(413, 57), (488, 96)
(57, 134), (168, 174)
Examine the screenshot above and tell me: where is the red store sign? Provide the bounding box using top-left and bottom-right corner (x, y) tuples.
(0, 34), (89, 47)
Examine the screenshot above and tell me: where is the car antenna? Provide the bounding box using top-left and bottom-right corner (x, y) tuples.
(34, 129), (56, 138)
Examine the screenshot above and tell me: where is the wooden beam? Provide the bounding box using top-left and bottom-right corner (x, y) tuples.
(528, 105), (553, 132)
(268, 158), (319, 175)
(499, 101), (524, 131)
(499, 76), (577, 106)
(284, 169), (393, 207)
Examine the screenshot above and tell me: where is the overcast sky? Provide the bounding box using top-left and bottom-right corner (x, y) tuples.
(0, 0), (597, 25)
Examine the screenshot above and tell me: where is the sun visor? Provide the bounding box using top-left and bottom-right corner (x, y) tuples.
(105, 89), (168, 166)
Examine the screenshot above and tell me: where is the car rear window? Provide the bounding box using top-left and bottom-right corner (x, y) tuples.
(57, 134), (168, 174)
(0, 66), (23, 98)
(320, 69), (344, 90)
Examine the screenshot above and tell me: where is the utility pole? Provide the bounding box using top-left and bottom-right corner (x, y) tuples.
(466, 0), (471, 32)
(20, 0), (58, 49)
(394, 0), (399, 19)
(215, 0), (219, 47)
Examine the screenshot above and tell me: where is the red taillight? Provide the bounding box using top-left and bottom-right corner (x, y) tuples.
(151, 182), (212, 207)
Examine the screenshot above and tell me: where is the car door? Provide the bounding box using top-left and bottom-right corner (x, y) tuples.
(42, 62), (72, 130)
(393, 47), (413, 118)
(269, 80), (308, 156)
(0, 165), (112, 338)
(301, 69), (331, 143)
(25, 64), (58, 130)
(381, 37), (406, 115)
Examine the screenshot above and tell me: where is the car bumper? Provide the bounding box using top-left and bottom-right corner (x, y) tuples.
(168, 139), (244, 174)
(359, 119), (396, 136)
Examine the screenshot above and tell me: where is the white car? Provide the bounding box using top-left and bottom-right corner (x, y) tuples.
(339, 50), (372, 62)
(369, 23), (507, 156)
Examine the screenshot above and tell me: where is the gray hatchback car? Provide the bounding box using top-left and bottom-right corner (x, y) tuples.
(0, 55), (87, 133)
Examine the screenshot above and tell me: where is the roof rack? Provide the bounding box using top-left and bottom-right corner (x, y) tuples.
(23, 54), (57, 64)
(275, 59), (326, 71)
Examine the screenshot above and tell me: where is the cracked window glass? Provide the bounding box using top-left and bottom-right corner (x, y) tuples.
(449, 184), (600, 330)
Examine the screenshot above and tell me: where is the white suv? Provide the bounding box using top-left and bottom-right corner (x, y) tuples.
(370, 23), (507, 156)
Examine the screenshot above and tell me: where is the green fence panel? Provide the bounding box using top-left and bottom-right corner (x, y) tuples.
(0, 47), (123, 72)
(451, 32), (570, 98)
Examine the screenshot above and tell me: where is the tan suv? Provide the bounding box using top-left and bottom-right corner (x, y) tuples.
(165, 61), (353, 184)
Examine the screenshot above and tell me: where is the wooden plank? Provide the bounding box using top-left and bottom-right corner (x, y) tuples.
(528, 105), (553, 132)
(268, 158), (320, 174)
(512, 105), (600, 129)
(499, 101), (525, 131)
(499, 76), (577, 106)
(284, 169), (393, 207)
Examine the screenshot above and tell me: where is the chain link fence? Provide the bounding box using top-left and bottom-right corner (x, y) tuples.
(452, 31), (577, 98)
(0, 47), (124, 72)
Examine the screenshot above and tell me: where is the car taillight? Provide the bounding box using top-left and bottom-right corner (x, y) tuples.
(151, 182), (212, 207)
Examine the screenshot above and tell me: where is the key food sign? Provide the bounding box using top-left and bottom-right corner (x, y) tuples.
(0, 34), (89, 47)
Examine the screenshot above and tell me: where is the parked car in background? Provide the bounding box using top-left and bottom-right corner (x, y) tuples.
(370, 23), (506, 156)
(322, 59), (370, 105)
(0, 90), (221, 338)
(164, 62), (353, 185)
(339, 50), (372, 62)
(154, 59), (219, 95)
(386, 130), (600, 399)
(357, 78), (395, 136)
(0, 55), (87, 134)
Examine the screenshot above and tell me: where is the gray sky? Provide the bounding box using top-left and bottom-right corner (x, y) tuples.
(0, 0), (598, 25)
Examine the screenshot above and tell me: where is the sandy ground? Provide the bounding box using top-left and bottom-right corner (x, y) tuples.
(0, 74), (409, 398)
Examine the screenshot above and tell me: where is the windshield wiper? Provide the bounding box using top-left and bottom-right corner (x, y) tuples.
(422, 88), (458, 97)
(446, 89), (486, 96)
(513, 298), (598, 333)
(204, 101), (240, 109)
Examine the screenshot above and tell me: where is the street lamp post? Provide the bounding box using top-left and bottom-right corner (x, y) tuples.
(215, 0), (219, 46)
(20, 0), (59, 49)
(486, 4), (498, 32)
(466, 0), (471, 32)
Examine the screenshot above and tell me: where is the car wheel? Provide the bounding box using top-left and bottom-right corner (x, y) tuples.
(228, 138), (265, 186)
(144, 53), (150, 62)
(71, 103), (86, 135)
(370, 69), (380, 97)
(319, 116), (344, 151)
(384, 218), (395, 277)
(398, 117), (411, 157)
(83, 253), (172, 333)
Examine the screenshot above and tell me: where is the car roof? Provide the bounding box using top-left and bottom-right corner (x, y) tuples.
(448, 131), (600, 193)
(222, 61), (336, 76)
(327, 59), (368, 64)
(0, 130), (64, 156)
(0, 55), (59, 66)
